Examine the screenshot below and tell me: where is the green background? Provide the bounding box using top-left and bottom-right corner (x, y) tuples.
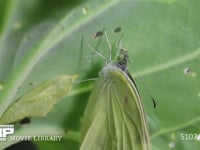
(0, 0), (200, 149)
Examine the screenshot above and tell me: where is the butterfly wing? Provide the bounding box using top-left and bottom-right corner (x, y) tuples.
(109, 69), (151, 150)
(80, 67), (150, 150)
(80, 81), (113, 150)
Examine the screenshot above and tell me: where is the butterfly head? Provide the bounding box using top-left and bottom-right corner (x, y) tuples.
(116, 48), (129, 71)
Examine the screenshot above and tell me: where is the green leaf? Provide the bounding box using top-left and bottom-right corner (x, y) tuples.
(0, 81), (4, 90)
(0, 75), (77, 124)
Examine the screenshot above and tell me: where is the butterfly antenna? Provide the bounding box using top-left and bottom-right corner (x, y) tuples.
(116, 33), (124, 48)
(115, 33), (124, 58)
(77, 37), (85, 74)
(130, 63), (156, 108)
(104, 31), (112, 62)
(83, 37), (107, 63)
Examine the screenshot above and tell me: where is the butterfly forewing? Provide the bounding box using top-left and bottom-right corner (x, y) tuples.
(81, 66), (150, 150)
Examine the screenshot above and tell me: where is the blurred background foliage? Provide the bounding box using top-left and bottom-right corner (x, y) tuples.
(0, 0), (200, 149)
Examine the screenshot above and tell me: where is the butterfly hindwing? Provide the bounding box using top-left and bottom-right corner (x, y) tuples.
(81, 80), (112, 150)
